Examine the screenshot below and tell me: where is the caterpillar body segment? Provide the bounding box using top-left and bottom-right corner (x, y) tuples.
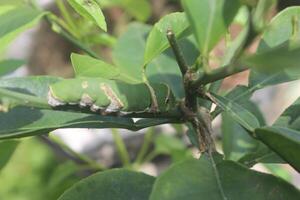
(48, 78), (176, 114)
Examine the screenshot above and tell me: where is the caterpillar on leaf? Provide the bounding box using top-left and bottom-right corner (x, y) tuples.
(48, 78), (176, 114)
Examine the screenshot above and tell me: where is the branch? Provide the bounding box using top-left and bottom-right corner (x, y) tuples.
(166, 29), (189, 75)
(191, 63), (249, 88)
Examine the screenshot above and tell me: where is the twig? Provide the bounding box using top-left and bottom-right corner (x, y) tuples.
(40, 135), (106, 170)
(191, 64), (249, 88)
(166, 29), (189, 75)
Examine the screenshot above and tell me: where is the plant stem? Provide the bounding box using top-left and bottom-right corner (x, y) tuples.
(42, 135), (106, 170)
(143, 151), (158, 163)
(55, 0), (79, 37)
(166, 29), (189, 75)
(191, 107), (216, 153)
(134, 128), (154, 165)
(111, 129), (131, 167)
(191, 63), (249, 88)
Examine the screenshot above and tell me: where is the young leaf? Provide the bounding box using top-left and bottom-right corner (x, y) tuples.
(150, 156), (300, 200)
(0, 59), (25, 76)
(255, 127), (300, 172)
(0, 140), (18, 171)
(181, 0), (241, 55)
(0, 6), (46, 52)
(67, 0), (107, 31)
(71, 53), (119, 79)
(212, 93), (260, 132)
(58, 169), (155, 200)
(144, 12), (190, 65)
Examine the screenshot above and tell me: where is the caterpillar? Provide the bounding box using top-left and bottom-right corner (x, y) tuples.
(48, 78), (176, 115)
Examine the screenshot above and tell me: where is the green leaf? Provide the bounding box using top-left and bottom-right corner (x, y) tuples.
(150, 156), (300, 200)
(97, 0), (151, 21)
(67, 0), (107, 31)
(144, 12), (190, 65)
(222, 112), (259, 161)
(146, 35), (199, 99)
(0, 76), (61, 109)
(113, 23), (151, 83)
(0, 107), (136, 140)
(154, 134), (191, 162)
(71, 53), (119, 79)
(258, 6), (300, 51)
(181, 0), (241, 55)
(121, 0), (151, 22)
(0, 59), (25, 76)
(274, 97), (300, 130)
(242, 42), (300, 72)
(220, 98), (283, 166)
(0, 140), (18, 171)
(248, 6), (300, 87)
(212, 93), (260, 132)
(0, 6), (45, 52)
(255, 127), (300, 172)
(59, 169), (155, 200)
(113, 23), (198, 98)
(0, 76), (61, 98)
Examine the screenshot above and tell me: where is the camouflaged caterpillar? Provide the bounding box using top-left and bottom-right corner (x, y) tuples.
(48, 78), (176, 115)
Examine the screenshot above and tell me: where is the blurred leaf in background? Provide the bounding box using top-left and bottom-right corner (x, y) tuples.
(0, 138), (82, 200)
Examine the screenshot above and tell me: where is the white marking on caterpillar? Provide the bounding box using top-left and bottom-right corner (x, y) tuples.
(79, 93), (94, 107)
(90, 104), (102, 112)
(100, 83), (124, 112)
(81, 81), (89, 89)
(48, 87), (66, 106)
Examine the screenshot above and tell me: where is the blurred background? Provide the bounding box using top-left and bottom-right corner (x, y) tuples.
(1, 0), (300, 199)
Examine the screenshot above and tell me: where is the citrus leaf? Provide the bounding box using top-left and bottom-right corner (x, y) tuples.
(67, 0), (107, 31)
(212, 93), (260, 132)
(150, 156), (300, 200)
(0, 140), (18, 170)
(0, 59), (25, 76)
(0, 6), (46, 52)
(181, 0), (241, 55)
(255, 127), (300, 172)
(144, 12), (190, 65)
(59, 169), (155, 200)
(71, 53), (119, 79)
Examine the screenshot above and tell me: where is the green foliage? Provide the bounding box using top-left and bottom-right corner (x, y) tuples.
(0, 139), (81, 200)
(0, 5), (46, 52)
(0, 59), (24, 76)
(150, 155), (300, 200)
(182, 0), (241, 55)
(59, 169), (155, 200)
(0, 0), (300, 199)
(255, 127), (300, 172)
(67, 0), (107, 31)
